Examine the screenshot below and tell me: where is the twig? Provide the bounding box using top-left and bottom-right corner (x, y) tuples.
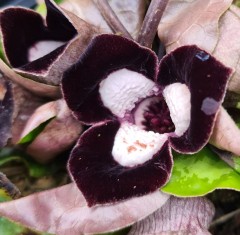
(93, 0), (133, 39)
(0, 172), (21, 199)
(137, 0), (169, 48)
(210, 208), (240, 227)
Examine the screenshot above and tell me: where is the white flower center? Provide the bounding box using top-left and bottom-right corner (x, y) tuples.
(28, 40), (65, 62)
(99, 69), (158, 118)
(112, 122), (168, 167)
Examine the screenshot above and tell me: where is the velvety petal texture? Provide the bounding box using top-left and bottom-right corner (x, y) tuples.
(0, 0), (98, 86)
(0, 0), (76, 68)
(158, 45), (232, 153)
(69, 120), (172, 206)
(62, 34), (158, 124)
(62, 34), (231, 207)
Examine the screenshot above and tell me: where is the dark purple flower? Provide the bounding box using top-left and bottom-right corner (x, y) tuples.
(0, 0), (97, 86)
(62, 34), (231, 207)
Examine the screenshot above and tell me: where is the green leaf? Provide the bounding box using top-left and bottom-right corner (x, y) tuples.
(162, 147), (240, 196)
(0, 40), (5, 61)
(18, 117), (55, 145)
(0, 148), (62, 178)
(234, 0), (240, 7)
(0, 189), (12, 203)
(233, 157), (240, 173)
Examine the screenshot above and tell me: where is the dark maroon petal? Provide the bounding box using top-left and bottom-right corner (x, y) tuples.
(45, 0), (76, 41)
(18, 44), (66, 75)
(62, 34), (158, 124)
(0, 7), (46, 67)
(0, 76), (13, 147)
(158, 45), (232, 153)
(0, 0), (76, 68)
(68, 120), (172, 207)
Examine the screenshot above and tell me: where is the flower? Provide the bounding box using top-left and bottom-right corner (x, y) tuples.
(62, 34), (231, 207)
(0, 0), (97, 86)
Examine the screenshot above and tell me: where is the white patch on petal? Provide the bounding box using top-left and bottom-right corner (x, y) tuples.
(99, 69), (158, 118)
(163, 83), (191, 136)
(28, 40), (65, 62)
(201, 97), (219, 115)
(112, 122), (168, 167)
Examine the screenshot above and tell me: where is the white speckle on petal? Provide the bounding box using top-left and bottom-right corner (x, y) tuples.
(163, 83), (191, 136)
(99, 69), (157, 118)
(28, 40), (65, 62)
(112, 122), (168, 167)
(201, 97), (220, 115)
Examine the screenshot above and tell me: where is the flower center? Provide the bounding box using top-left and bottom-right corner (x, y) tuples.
(134, 96), (175, 134)
(28, 40), (65, 62)
(143, 97), (175, 134)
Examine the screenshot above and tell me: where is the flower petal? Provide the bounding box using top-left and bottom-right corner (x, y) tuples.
(163, 82), (191, 136)
(99, 68), (158, 118)
(62, 34), (158, 124)
(0, 0), (76, 68)
(158, 45), (232, 153)
(112, 122), (168, 167)
(68, 120), (173, 206)
(0, 0), (98, 86)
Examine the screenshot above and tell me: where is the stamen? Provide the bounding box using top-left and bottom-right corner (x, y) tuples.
(134, 96), (175, 134)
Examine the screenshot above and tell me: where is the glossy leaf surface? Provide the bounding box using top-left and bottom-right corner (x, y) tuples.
(162, 147), (240, 196)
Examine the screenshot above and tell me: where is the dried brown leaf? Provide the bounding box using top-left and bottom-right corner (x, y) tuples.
(129, 196), (215, 235)
(20, 99), (82, 163)
(10, 84), (45, 145)
(214, 5), (240, 93)
(158, 0), (232, 52)
(61, 0), (146, 38)
(0, 59), (60, 98)
(0, 183), (169, 235)
(210, 106), (240, 156)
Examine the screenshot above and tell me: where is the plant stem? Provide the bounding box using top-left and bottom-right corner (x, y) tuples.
(210, 208), (240, 227)
(137, 0), (169, 48)
(93, 0), (133, 39)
